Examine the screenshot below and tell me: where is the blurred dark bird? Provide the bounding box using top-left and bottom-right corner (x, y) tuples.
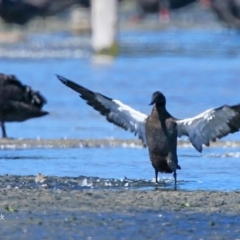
(206, 0), (240, 29)
(57, 75), (240, 188)
(0, 0), (90, 25)
(0, 73), (48, 138)
(136, 0), (198, 21)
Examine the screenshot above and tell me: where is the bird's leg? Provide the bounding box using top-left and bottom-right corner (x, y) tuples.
(0, 121), (7, 138)
(155, 169), (159, 183)
(173, 171), (177, 190)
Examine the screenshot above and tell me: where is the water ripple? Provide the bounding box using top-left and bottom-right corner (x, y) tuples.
(1, 139), (240, 150)
(205, 152), (240, 158)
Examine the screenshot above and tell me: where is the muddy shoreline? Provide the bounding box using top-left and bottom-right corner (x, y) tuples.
(0, 175), (239, 239)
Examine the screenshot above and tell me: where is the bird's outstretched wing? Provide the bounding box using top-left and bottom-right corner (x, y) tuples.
(176, 104), (240, 152)
(57, 75), (148, 146)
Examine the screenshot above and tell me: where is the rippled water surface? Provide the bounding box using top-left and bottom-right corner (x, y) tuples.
(1, 145), (240, 191)
(1, 28), (240, 191)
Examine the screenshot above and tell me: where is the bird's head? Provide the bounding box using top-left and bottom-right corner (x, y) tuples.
(149, 91), (166, 106)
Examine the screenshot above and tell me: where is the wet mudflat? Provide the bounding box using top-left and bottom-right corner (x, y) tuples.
(0, 176), (240, 239)
(1, 172), (238, 237)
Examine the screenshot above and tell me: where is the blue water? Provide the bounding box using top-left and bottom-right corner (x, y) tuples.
(1, 28), (240, 191)
(1, 146), (240, 191)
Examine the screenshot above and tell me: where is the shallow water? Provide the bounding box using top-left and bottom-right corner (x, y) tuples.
(1, 144), (240, 191)
(1, 28), (240, 191)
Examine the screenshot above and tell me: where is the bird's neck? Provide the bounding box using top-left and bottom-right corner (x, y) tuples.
(152, 105), (172, 137)
(153, 104), (172, 120)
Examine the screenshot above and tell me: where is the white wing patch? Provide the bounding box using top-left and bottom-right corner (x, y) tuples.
(176, 106), (237, 152)
(57, 75), (240, 153)
(96, 94), (148, 146)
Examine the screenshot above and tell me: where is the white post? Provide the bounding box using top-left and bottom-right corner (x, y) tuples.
(91, 0), (118, 55)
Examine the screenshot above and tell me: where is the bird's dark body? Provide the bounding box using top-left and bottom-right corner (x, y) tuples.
(0, 0), (91, 25)
(0, 0), (47, 24)
(0, 0), (124, 25)
(170, 0), (196, 9)
(145, 105), (180, 179)
(137, 0), (197, 14)
(0, 74), (48, 138)
(138, 0), (160, 13)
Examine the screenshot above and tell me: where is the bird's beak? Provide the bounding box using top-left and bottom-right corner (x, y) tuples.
(149, 97), (155, 106)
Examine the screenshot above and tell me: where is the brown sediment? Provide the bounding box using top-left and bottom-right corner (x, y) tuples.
(0, 185), (240, 239)
(1, 188), (240, 214)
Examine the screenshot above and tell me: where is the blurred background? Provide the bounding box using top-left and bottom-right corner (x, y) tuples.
(0, 0), (240, 140)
